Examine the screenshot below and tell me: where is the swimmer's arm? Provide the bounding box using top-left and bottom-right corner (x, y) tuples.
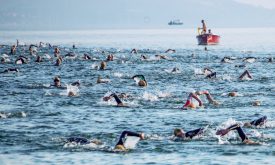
(216, 124), (240, 136)
(191, 93), (203, 106)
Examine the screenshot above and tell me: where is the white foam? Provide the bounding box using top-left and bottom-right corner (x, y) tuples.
(124, 136), (140, 149)
(156, 90), (171, 98)
(66, 85), (79, 96)
(113, 72), (123, 78)
(194, 68), (204, 75)
(221, 74), (233, 81)
(142, 92), (158, 102)
(91, 63), (99, 70)
(0, 113), (7, 119)
(21, 111), (27, 118)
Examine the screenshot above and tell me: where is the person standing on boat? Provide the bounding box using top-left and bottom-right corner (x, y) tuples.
(199, 20), (207, 34)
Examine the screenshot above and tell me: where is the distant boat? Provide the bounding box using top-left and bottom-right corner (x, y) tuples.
(168, 19), (183, 25)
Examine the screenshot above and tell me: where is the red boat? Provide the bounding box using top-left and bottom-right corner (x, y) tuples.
(196, 34), (220, 45)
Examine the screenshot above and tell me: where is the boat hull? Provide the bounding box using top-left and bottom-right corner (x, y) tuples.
(196, 34), (220, 45)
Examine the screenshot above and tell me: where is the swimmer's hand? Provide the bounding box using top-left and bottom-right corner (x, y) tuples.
(211, 100), (220, 105)
(216, 129), (229, 136)
(103, 96), (111, 101)
(180, 106), (188, 110)
(243, 139), (259, 145)
(139, 133), (145, 140)
(91, 139), (103, 145)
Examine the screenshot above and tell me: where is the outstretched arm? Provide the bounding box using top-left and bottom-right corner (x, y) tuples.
(191, 93), (203, 106)
(216, 124), (249, 142)
(239, 70), (253, 79)
(116, 131), (144, 146)
(111, 93), (123, 106)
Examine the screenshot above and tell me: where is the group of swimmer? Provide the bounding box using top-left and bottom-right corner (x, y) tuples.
(66, 115), (268, 151)
(1, 38), (273, 151)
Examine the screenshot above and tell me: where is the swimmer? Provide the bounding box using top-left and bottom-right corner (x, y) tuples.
(221, 57), (233, 63)
(83, 53), (91, 60)
(268, 57), (273, 63)
(182, 90), (219, 109)
(103, 93), (125, 106)
(65, 52), (76, 58)
(115, 131), (145, 151)
(174, 127), (205, 139)
(1, 57), (6, 63)
(171, 67), (180, 73)
(235, 64), (246, 68)
(203, 68), (216, 79)
(131, 48), (138, 54)
(29, 45), (37, 56)
(228, 92), (238, 97)
(107, 54), (114, 61)
(216, 123), (259, 144)
(239, 70), (253, 80)
(140, 55), (148, 60)
(252, 100), (261, 106)
(66, 137), (102, 145)
(15, 57), (27, 64)
(10, 45), (16, 55)
(35, 55), (42, 62)
(132, 75), (147, 87)
(243, 57), (256, 63)
(54, 47), (60, 57)
(55, 57), (62, 66)
(39, 42), (44, 47)
(96, 76), (109, 84)
(165, 49), (176, 53)
(2, 68), (19, 73)
(244, 116), (267, 127)
(100, 61), (106, 70)
(155, 54), (168, 60)
(53, 76), (61, 87)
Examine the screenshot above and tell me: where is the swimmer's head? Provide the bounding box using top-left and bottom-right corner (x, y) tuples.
(54, 76), (61, 86)
(138, 80), (147, 87)
(100, 61), (106, 70)
(55, 58), (62, 66)
(174, 128), (185, 138)
(115, 144), (126, 151)
(68, 91), (75, 97)
(201, 20), (204, 23)
(252, 100), (261, 106)
(188, 102), (197, 109)
(107, 54), (113, 61)
(228, 92), (237, 97)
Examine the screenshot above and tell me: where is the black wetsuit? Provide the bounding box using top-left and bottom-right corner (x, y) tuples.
(116, 131), (140, 146)
(227, 124), (248, 142)
(250, 116), (267, 126)
(206, 72), (216, 79)
(185, 128), (204, 139)
(111, 93), (123, 105)
(66, 137), (89, 144)
(3, 68), (19, 73)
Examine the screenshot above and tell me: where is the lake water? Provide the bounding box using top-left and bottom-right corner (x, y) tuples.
(0, 28), (275, 165)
